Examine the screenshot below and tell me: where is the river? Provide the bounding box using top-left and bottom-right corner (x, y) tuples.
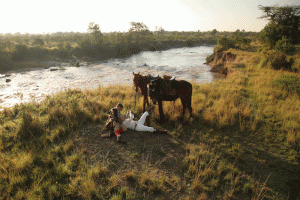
(0, 46), (222, 109)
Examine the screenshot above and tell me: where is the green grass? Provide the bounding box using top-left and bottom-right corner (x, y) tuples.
(0, 44), (300, 199)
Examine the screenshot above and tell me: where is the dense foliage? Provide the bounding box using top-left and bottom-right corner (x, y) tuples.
(259, 5), (300, 47)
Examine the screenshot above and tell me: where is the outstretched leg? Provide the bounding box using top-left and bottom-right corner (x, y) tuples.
(138, 111), (149, 125)
(136, 123), (156, 132)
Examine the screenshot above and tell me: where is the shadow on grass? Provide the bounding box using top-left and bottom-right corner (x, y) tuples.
(196, 125), (300, 199)
(68, 109), (300, 199)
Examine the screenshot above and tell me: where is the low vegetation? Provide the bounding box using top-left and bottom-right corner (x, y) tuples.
(1, 41), (300, 198)
(1, 4), (299, 199)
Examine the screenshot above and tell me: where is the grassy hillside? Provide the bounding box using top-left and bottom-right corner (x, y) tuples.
(1, 44), (300, 199)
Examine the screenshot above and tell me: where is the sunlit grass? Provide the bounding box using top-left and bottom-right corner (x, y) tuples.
(0, 44), (299, 199)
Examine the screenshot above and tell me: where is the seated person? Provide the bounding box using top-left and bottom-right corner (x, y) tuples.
(122, 111), (156, 132)
(103, 103), (127, 142)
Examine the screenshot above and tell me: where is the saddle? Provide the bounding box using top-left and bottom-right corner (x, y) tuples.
(148, 75), (179, 96)
(163, 75), (178, 95)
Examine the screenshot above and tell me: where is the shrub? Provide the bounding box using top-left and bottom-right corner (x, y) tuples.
(217, 36), (236, 50)
(273, 74), (300, 94)
(12, 45), (28, 61)
(239, 37), (251, 47)
(263, 50), (294, 70)
(275, 36), (295, 55)
(206, 53), (215, 63)
(28, 47), (49, 60)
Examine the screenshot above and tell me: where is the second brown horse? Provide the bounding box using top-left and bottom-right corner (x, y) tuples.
(148, 75), (192, 123)
(133, 72), (192, 124)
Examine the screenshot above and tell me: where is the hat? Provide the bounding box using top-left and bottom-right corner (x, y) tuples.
(117, 103), (123, 108)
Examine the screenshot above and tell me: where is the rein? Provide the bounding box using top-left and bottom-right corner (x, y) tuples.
(134, 89), (139, 113)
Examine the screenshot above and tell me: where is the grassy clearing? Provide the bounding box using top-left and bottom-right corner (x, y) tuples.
(1, 45), (300, 199)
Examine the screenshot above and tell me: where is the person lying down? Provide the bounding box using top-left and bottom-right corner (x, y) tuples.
(122, 111), (156, 132)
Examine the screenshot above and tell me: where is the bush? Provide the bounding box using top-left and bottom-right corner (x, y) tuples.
(273, 74), (300, 94)
(206, 53), (215, 63)
(217, 36), (236, 50)
(275, 36), (295, 55)
(28, 47), (49, 60)
(263, 50), (294, 70)
(239, 37), (251, 46)
(12, 45), (28, 61)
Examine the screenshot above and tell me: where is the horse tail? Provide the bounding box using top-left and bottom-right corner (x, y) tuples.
(178, 80), (193, 115)
(179, 80), (192, 95)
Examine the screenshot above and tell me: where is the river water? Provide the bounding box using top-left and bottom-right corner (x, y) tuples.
(0, 46), (222, 109)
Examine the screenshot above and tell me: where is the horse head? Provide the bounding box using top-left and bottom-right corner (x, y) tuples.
(132, 72), (142, 92)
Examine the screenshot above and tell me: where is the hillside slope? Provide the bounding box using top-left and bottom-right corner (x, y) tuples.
(1, 45), (300, 199)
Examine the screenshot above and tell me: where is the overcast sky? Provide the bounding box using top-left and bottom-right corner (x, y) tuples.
(0, 0), (298, 34)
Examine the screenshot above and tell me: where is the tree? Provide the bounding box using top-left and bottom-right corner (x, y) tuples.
(129, 22), (149, 33)
(154, 26), (165, 38)
(87, 22), (103, 45)
(211, 29), (218, 35)
(259, 22), (283, 48)
(128, 22), (151, 43)
(259, 5), (300, 46)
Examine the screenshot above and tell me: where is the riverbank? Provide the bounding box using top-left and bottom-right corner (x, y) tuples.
(1, 43), (300, 199)
(0, 30), (219, 74)
(0, 43), (216, 75)
(0, 46), (221, 109)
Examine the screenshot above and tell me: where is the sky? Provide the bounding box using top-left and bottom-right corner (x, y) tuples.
(0, 0), (299, 34)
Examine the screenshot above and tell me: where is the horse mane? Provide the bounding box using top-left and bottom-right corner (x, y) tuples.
(162, 75), (172, 81)
(133, 72), (148, 96)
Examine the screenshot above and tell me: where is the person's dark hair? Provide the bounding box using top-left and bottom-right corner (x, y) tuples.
(117, 103), (123, 108)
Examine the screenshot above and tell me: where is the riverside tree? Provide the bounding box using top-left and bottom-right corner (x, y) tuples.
(87, 22), (103, 45)
(259, 5), (300, 48)
(128, 22), (152, 43)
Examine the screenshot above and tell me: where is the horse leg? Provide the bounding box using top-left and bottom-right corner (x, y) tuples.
(145, 96), (150, 110)
(180, 97), (187, 120)
(158, 100), (165, 124)
(142, 95), (146, 113)
(187, 96), (193, 117)
(172, 100), (175, 114)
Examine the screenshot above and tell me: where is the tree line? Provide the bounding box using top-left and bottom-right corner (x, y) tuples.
(0, 22), (256, 71)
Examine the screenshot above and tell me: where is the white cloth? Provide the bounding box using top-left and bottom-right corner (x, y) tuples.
(122, 111), (156, 132)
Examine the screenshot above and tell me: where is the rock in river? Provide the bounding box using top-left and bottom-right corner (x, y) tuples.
(49, 67), (59, 71)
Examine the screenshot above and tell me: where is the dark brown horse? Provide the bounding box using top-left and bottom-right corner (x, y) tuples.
(149, 76), (192, 123)
(132, 72), (150, 113)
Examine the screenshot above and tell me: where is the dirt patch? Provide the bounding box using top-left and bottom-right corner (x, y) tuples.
(71, 123), (187, 173)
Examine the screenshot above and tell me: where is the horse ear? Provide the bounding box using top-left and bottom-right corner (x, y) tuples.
(132, 72), (135, 75)
(138, 71), (140, 75)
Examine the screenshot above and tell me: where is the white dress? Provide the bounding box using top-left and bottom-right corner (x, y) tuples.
(122, 111), (156, 132)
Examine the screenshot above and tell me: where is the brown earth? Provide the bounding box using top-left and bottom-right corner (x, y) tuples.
(71, 123), (186, 172)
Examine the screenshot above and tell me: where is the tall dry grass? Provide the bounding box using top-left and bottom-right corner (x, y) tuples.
(1, 45), (299, 198)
